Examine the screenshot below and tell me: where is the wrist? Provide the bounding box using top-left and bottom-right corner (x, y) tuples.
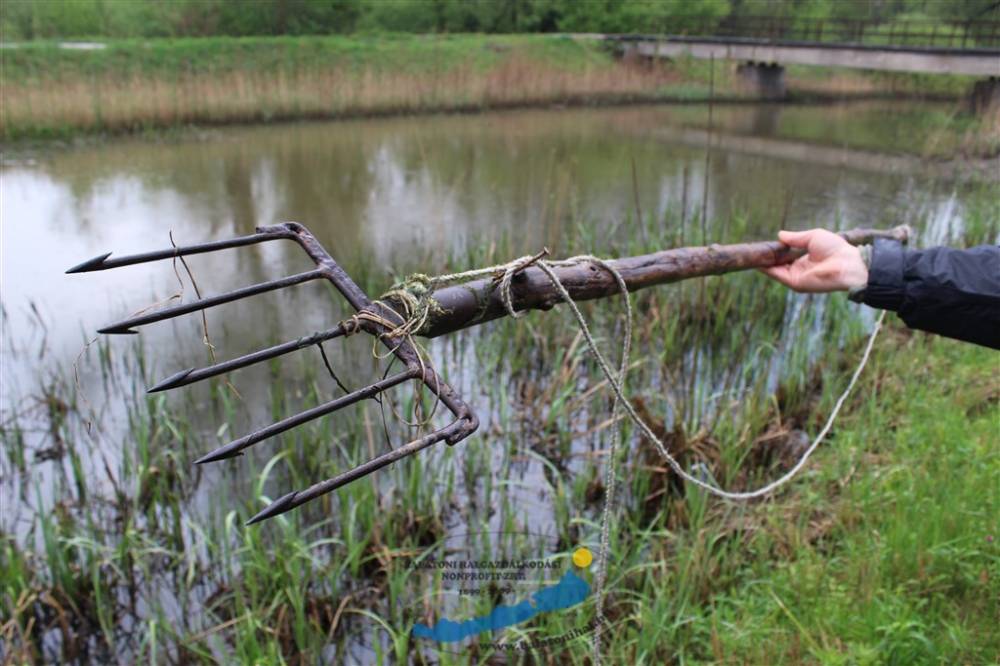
(840, 246), (869, 291)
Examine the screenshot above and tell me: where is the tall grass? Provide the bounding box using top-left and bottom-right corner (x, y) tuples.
(2, 56), (683, 138)
(1, 35), (690, 139)
(1, 179), (996, 662)
(2, 33), (980, 140)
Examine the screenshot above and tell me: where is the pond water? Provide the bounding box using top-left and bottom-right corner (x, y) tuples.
(1, 99), (997, 660)
(4, 101), (991, 391)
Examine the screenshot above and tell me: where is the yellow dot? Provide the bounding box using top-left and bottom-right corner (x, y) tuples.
(572, 547), (593, 568)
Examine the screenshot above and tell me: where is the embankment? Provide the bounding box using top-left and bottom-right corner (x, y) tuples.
(1, 34), (685, 138)
(0, 33), (976, 140)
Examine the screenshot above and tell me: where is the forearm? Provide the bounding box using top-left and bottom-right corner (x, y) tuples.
(857, 239), (1000, 350)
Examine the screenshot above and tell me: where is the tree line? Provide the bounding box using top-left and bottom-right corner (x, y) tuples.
(3, 0), (997, 41)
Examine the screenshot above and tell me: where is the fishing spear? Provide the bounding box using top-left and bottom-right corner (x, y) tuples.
(67, 222), (909, 523)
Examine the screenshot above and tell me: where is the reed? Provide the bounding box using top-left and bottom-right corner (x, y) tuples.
(1, 185), (997, 662)
(1, 35), (692, 139)
(5, 58), (684, 137)
(3, 34), (974, 141)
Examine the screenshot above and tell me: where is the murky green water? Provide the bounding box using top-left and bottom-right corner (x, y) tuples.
(3, 99), (996, 507)
(4, 101), (992, 380)
(2, 100), (997, 660)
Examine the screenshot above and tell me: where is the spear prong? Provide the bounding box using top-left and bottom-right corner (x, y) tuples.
(70, 222), (481, 525)
(147, 368), (196, 393)
(65, 229), (293, 274)
(246, 491), (300, 525)
(65, 252), (113, 274)
(245, 420), (466, 525)
(147, 325), (348, 393)
(98, 269), (325, 334)
(195, 369), (418, 464)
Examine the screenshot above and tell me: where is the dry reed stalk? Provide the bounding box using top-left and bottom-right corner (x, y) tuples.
(2, 54), (680, 137)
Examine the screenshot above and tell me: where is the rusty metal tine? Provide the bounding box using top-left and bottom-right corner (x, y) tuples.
(246, 420), (465, 525)
(147, 325), (348, 393)
(272, 222), (374, 313)
(65, 228), (293, 274)
(97, 268), (325, 334)
(194, 369), (418, 464)
(74, 221), (481, 523)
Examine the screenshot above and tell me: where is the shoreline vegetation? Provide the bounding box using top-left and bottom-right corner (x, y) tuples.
(4, 270), (998, 662)
(1, 34), (987, 142)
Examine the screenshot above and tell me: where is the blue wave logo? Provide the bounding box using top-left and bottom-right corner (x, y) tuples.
(412, 546), (594, 644)
(413, 570), (590, 642)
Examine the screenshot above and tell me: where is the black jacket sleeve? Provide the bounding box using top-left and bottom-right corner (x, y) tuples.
(862, 239), (1000, 350)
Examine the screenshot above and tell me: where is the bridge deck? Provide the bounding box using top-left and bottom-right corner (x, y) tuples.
(621, 36), (1000, 77)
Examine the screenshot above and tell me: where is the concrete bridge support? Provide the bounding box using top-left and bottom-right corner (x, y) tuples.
(970, 77), (1000, 114)
(736, 62), (787, 100)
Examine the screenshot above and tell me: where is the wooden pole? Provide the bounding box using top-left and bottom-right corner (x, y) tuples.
(416, 226), (910, 338)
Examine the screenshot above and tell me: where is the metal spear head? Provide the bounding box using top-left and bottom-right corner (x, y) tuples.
(68, 222), (479, 524)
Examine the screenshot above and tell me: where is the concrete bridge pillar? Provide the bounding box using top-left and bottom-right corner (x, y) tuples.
(969, 77), (1000, 114)
(736, 62), (787, 100)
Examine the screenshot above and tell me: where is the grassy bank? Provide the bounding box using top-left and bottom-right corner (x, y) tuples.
(603, 329), (999, 663)
(0, 34), (686, 139)
(1, 33), (984, 141)
(4, 313), (997, 663)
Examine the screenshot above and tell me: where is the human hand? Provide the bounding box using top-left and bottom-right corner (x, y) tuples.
(761, 229), (868, 293)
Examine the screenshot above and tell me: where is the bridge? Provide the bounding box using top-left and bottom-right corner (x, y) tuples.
(607, 17), (1000, 108)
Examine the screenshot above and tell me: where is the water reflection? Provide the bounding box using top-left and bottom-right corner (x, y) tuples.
(1, 100), (994, 525)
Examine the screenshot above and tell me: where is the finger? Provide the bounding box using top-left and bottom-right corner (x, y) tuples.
(776, 229), (816, 248)
(761, 265), (796, 288)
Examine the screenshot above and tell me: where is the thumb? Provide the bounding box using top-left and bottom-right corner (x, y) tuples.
(777, 229), (815, 249)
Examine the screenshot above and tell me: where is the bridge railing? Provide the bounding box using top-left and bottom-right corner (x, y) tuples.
(663, 16), (1000, 49)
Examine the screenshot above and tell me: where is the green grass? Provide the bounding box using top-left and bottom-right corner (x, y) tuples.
(0, 33), (613, 81)
(2, 33), (988, 142)
(1, 186), (996, 662)
(596, 330), (1000, 664)
(1, 33), (688, 139)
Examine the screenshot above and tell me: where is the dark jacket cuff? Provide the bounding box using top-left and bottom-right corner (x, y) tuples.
(862, 238), (905, 312)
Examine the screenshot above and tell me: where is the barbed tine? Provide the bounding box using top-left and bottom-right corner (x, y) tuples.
(98, 268), (325, 334)
(71, 221), (481, 525)
(147, 325), (348, 393)
(194, 369), (418, 464)
(65, 228), (293, 273)
(246, 421), (464, 525)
